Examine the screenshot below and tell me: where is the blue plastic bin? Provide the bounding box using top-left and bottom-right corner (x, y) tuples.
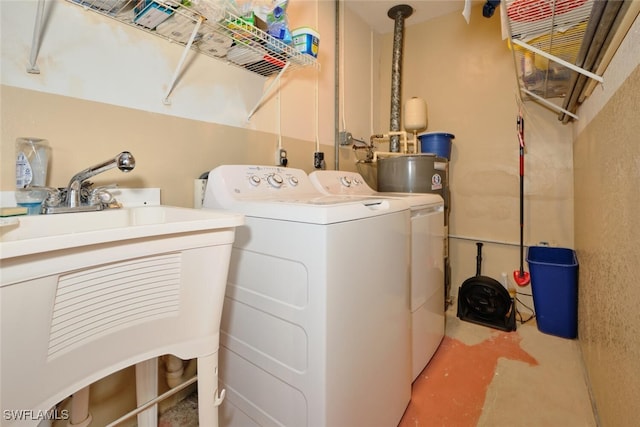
(526, 246), (578, 339)
(417, 132), (454, 160)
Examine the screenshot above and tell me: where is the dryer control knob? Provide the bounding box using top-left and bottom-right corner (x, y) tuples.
(288, 176), (299, 186)
(267, 174), (284, 188)
(249, 175), (261, 186)
(340, 176), (352, 187)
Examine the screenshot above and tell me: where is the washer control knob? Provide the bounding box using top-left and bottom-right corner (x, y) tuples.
(288, 176), (299, 186)
(339, 176), (352, 187)
(249, 175), (261, 186)
(267, 174), (284, 188)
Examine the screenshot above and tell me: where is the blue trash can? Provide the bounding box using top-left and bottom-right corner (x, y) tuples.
(526, 246), (579, 339)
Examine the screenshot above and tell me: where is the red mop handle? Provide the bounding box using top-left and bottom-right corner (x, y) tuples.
(518, 115), (525, 176)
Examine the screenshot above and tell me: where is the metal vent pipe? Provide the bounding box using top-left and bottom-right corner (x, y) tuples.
(388, 4), (413, 152)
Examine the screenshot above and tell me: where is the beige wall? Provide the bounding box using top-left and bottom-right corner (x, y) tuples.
(574, 64), (640, 427)
(0, 86), (326, 208)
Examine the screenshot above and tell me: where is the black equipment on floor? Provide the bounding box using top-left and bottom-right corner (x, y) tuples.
(457, 242), (516, 332)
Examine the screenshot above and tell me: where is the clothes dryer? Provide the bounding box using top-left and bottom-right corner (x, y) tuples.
(203, 165), (412, 427)
(309, 170), (445, 381)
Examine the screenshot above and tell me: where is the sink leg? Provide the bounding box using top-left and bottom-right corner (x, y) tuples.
(67, 386), (92, 427)
(197, 352), (224, 427)
(135, 358), (158, 427)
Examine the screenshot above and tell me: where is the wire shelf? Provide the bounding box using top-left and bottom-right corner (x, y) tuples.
(504, 0), (598, 104)
(67, 0), (318, 77)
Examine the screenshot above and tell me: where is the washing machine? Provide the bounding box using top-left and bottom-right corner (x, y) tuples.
(309, 170), (445, 381)
(202, 165), (412, 427)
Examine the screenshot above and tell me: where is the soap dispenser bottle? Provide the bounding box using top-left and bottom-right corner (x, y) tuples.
(15, 137), (51, 214)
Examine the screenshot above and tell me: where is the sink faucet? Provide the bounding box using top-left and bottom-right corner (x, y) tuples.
(41, 151), (135, 214)
(66, 151), (135, 208)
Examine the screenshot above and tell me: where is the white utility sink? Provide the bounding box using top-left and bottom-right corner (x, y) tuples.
(0, 205), (242, 259)
(0, 206), (243, 426)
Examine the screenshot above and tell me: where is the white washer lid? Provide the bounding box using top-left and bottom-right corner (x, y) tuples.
(309, 170), (443, 209)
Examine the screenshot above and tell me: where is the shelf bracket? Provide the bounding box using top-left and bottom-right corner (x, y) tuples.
(247, 61), (291, 120)
(28, 0), (46, 74)
(162, 15), (204, 105)
(521, 88), (579, 120)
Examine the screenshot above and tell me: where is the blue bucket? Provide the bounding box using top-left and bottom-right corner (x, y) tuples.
(418, 132), (454, 160)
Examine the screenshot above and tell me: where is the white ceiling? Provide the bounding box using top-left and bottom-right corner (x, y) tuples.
(344, 0), (483, 34)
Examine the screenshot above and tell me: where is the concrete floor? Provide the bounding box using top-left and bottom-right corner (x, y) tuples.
(400, 308), (597, 426)
(159, 307), (598, 427)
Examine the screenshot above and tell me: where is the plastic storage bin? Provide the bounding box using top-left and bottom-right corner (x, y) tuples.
(417, 132), (454, 160)
(526, 246), (579, 338)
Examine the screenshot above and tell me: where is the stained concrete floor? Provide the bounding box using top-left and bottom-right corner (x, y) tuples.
(400, 307), (597, 426)
(159, 307), (598, 427)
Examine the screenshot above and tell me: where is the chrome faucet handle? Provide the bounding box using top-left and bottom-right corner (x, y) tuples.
(28, 185), (63, 207)
(89, 184), (118, 206)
